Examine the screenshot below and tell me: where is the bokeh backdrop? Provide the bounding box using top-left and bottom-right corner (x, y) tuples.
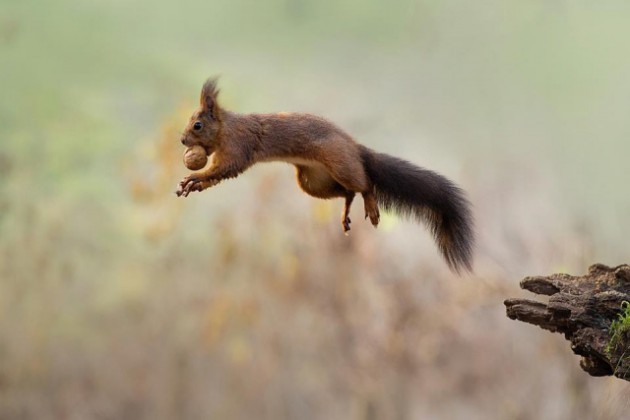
(1, 0), (630, 419)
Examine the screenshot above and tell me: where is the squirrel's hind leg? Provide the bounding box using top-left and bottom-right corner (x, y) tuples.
(342, 193), (354, 233)
(362, 191), (380, 227)
(321, 157), (380, 229)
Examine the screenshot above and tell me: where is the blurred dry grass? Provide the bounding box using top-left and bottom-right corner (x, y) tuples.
(2, 0), (630, 419)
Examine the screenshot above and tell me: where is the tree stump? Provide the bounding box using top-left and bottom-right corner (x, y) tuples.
(504, 263), (630, 381)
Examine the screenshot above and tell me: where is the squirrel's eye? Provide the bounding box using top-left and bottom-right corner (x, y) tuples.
(193, 121), (203, 131)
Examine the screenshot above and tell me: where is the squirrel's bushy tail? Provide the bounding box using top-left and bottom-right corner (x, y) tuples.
(360, 147), (474, 273)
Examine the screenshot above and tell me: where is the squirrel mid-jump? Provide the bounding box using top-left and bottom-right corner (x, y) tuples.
(176, 78), (475, 272)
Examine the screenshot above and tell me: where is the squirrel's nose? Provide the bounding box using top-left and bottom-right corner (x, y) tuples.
(180, 137), (187, 146)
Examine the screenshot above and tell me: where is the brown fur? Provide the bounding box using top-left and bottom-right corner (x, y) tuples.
(177, 78), (474, 272)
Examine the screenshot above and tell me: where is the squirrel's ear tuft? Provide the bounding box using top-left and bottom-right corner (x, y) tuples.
(200, 77), (220, 118)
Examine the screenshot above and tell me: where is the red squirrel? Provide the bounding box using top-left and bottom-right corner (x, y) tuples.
(176, 78), (474, 272)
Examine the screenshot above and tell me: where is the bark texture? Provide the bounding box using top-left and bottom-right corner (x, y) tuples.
(504, 263), (630, 381)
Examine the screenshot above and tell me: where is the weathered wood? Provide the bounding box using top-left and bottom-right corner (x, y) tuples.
(504, 264), (630, 381)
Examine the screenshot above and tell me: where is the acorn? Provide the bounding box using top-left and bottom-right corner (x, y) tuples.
(183, 145), (208, 170)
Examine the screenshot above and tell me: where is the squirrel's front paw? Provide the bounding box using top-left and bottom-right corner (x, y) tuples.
(176, 175), (217, 197)
(176, 176), (201, 197)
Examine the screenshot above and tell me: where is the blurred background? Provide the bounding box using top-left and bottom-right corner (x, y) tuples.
(1, 0), (629, 419)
